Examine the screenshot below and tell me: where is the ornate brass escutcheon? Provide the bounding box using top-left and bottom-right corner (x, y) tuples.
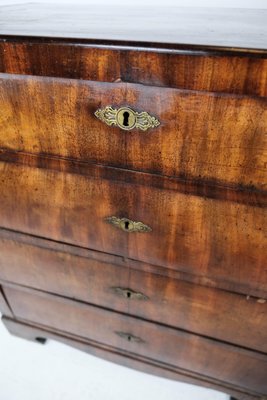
(115, 331), (145, 343)
(111, 287), (148, 301)
(94, 106), (160, 131)
(105, 216), (152, 233)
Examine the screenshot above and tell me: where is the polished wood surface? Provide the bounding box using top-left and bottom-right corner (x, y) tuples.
(0, 74), (266, 188)
(0, 39), (266, 97)
(0, 161), (265, 296)
(3, 285), (267, 395)
(0, 5), (267, 49)
(0, 8), (266, 398)
(0, 226), (265, 299)
(0, 233), (266, 352)
(1, 150), (265, 208)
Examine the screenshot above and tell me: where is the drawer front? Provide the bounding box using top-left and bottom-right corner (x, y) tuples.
(0, 162), (266, 294)
(0, 74), (266, 189)
(0, 235), (266, 352)
(1, 41), (267, 97)
(3, 285), (267, 394)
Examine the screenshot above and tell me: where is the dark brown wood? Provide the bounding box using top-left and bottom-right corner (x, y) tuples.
(0, 235), (266, 353)
(0, 161), (265, 296)
(0, 150), (265, 208)
(0, 39), (266, 97)
(0, 74), (266, 189)
(0, 5), (266, 49)
(0, 8), (266, 396)
(0, 226), (266, 299)
(2, 316), (259, 400)
(2, 285), (267, 395)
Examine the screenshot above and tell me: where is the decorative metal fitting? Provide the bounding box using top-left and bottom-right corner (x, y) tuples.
(111, 287), (148, 301)
(95, 106), (160, 131)
(115, 331), (145, 343)
(105, 216), (152, 233)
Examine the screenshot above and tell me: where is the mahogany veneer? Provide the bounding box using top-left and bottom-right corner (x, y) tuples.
(0, 5), (266, 400)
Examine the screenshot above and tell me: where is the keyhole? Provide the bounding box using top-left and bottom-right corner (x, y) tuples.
(123, 111), (130, 127)
(124, 221), (129, 230)
(126, 291), (131, 298)
(128, 335), (132, 341)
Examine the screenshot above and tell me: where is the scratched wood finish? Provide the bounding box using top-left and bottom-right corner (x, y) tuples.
(3, 285), (267, 395)
(0, 161), (266, 295)
(2, 317), (260, 400)
(0, 75), (266, 189)
(0, 39), (266, 97)
(0, 236), (266, 352)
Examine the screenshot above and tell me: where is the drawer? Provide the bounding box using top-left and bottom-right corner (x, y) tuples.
(3, 285), (267, 394)
(1, 40), (267, 97)
(0, 232), (266, 352)
(0, 161), (266, 295)
(0, 74), (266, 189)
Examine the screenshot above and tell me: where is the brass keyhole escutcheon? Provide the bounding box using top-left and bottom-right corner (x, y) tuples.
(116, 107), (136, 130)
(95, 106), (160, 131)
(105, 216), (152, 233)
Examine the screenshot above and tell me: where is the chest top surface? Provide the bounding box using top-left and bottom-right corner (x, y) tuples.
(0, 4), (266, 52)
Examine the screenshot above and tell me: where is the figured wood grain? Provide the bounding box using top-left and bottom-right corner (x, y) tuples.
(2, 317), (260, 400)
(0, 226), (265, 298)
(0, 237), (266, 352)
(0, 39), (266, 97)
(3, 285), (267, 395)
(0, 74), (266, 189)
(0, 162), (266, 296)
(0, 5), (266, 49)
(0, 149), (265, 208)
(0, 7), (266, 397)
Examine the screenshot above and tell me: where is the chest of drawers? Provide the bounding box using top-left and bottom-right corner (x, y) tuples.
(0, 5), (266, 400)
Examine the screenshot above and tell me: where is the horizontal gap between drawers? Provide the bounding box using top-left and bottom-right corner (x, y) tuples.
(2, 280), (267, 360)
(0, 149), (266, 207)
(0, 226), (266, 300)
(0, 71), (266, 100)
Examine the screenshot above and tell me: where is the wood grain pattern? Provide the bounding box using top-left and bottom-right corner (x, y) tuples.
(3, 285), (267, 395)
(0, 226), (265, 299)
(2, 316), (260, 400)
(0, 74), (266, 189)
(0, 39), (266, 97)
(0, 5), (266, 49)
(0, 162), (265, 295)
(1, 149), (265, 208)
(0, 12), (266, 397)
(0, 237), (266, 352)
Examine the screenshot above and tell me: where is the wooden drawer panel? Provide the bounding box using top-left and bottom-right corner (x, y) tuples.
(0, 162), (266, 295)
(3, 285), (267, 394)
(0, 74), (266, 189)
(1, 39), (267, 97)
(0, 234), (266, 352)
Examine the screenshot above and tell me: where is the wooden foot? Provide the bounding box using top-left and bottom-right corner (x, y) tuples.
(2, 315), (47, 344)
